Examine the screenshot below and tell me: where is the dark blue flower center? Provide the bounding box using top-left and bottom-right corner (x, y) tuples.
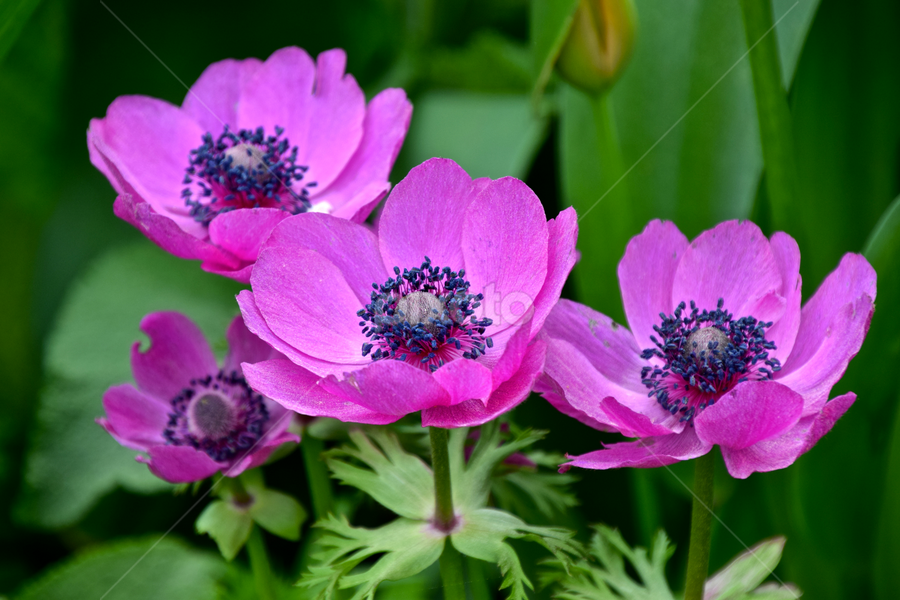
(182, 126), (316, 226)
(358, 257), (493, 372)
(164, 370), (269, 462)
(640, 298), (781, 423)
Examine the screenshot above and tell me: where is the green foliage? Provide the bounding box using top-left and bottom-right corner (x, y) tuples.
(0, 0), (43, 64)
(13, 536), (225, 600)
(17, 243), (242, 528)
(491, 451), (579, 523)
(197, 500), (254, 562)
(529, 0), (580, 99)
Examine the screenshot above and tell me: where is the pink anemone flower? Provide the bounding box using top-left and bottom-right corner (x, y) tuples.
(237, 157), (578, 427)
(98, 312), (299, 483)
(537, 220), (875, 478)
(88, 46), (412, 282)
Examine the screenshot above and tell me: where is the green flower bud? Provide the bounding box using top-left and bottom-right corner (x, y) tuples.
(556, 0), (637, 95)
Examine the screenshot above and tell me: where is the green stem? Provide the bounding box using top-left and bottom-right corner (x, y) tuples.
(247, 525), (276, 600)
(301, 435), (335, 520)
(467, 556), (492, 600)
(430, 427), (465, 600)
(739, 0), (800, 235)
(684, 451), (716, 600)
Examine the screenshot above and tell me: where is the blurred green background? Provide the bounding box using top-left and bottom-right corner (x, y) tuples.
(1, 0), (899, 598)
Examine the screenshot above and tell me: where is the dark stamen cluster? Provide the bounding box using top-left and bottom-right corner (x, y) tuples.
(182, 126), (315, 225)
(358, 257), (493, 372)
(640, 298), (781, 423)
(164, 369), (269, 462)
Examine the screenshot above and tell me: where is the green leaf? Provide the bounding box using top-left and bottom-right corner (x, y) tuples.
(402, 90), (548, 181)
(17, 242), (242, 528)
(14, 536), (225, 600)
(300, 515), (444, 600)
(863, 193), (900, 267)
(773, 0), (822, 87)
(324, 428), (434, 520)
(249, 488), (307, 541)
(530, 0), (580, 99)
(0, 0), (43, 64)
(426, 31), (532, 93)
(704, 538), (791, 599)
(196, 499), (254, 562)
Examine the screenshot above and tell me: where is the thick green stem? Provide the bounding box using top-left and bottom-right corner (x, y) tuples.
(467, 556), (492, 600)
(247, 525), (276, 600)
(302, 435), (335, 520)
(684, 451), (716, 600)
(739, 0), (800, 235)
(430, 427), (465, 600)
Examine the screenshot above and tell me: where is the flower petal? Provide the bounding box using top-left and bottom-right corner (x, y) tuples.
(432, 359), (494, 406)
(243, 359), (398, 424)
(224, 315), (279, 374)
(140, 445), (222, 483)
(181, 57), (262, 134)
(422, 339), (546, 428)
(694, 381), (803, 450)
(562, 428), (711, 471)
(719, 392), (856, 479)
(527, 207), (578, 338)
(463, 176), (549, 332)
(99, 384), (168, 451)
(777, 253), (876, 414)
(598, 397), (678, 438)
(764, 232), (802, 362)
(89, 95), (206, 227)
(264, 212), (387, 304)
(617, 220), (689, 352)
(207, 207), (291, 264)
(131, 312), (217, 401)
(319, 360), (451, 416)
(378, 158), (476, 272)
(323, 87), (412, 219)
(250, 245), (369, 366)
(229, 429), (301, 475)
(672, 220), (784, 323)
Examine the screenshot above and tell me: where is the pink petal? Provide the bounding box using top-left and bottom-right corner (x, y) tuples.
(131, 312), (218, 401)
(243, 359), (398, 424)
(250, 245), (369, 366)
(489, 319), (532, 389)
(323, 87), (412, 219)
(297, 49), (366, 191)
(432, 359), (494, 406)
(181, 57), (262, 135)
(599, 397), (677, 438)
(528, 207), (578, 338)
(319, 360), (451, 416)
(777, 254), (876, 414)
(617, 220), (689, 352)
(463, 176), (549, 332)
(719, 392), (856, 479)
(672, 220), (784, 324)
(89, 96), (206, 230)
(99, 384), (168, 451)
(535, 373), (612, 431)
(563, 428), (711, 471)
(694, 381), (803, 450)
(764, 232), (802, 362)
(229, 430), (301, 475)
(207, 207), (291, 264)
(223, 315), (280, 374)
(378, 158), (476, 272)
(236, 291), (352, 378)
(141, 445), (222, 483)
(422, 339), (547, 428)
(264, 212), (387, 304)
(113, 194), (240, 269)
(324, 181), (390, 224)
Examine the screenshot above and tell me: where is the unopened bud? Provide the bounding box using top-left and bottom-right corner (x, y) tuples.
(556, 0), (636, 95)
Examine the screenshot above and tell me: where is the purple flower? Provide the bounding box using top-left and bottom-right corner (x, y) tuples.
(88, 47), (412, 282)
(98, 312), (299, 483)
(237, 158), (578, 427)
(537, 220), (876, 478)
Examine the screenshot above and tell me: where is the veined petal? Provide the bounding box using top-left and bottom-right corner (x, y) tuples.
(99, 384), (168, 451)
(141, 445), (222, 483)
(182, 57), (262, 134)
(224, 315), (280, 374)
(562, 428), (711, 471)
(319, 360), (451, 416)
(765, 232), (802, 362)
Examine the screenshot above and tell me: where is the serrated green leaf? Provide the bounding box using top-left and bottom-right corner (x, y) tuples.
(249, 488), (307, 541)
(196, 499), (254, 562)
(14, 536), (224, 600)
(325, 428), (434, 520)
(16, 242), (242, 527)
(530, 0), (580, 99)
(301, 514), (444, 600)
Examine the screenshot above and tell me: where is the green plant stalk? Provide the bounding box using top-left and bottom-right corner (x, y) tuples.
(247, 525), (276, 600)
(467, 556), (492, 600)
(684, 451), (715, 600)
(430, 427), (465, 600)
(739, 0), (800, 235)
(302, 435), (335, 520)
